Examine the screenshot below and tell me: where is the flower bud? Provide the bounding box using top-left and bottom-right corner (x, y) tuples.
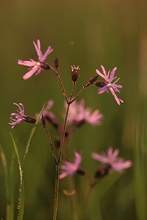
(55, 57), (59, 68)
(71, 65), (80, 82)
(89, 75), (98, 84)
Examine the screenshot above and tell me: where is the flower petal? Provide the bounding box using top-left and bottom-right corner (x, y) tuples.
(23, 67), (38, 80)
(33, 40), (43, 60)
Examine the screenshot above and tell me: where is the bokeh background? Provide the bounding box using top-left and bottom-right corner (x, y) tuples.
(0, 0), (147, 219)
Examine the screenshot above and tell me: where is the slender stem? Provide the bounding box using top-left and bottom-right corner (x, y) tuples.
(50, 66), (68, 103)
(58, 81), (76, 162)
(82, 174), (95, 219)
(53, 82), (76, 219)
(68, 177), (79, 220)
(83, 186), (93, 218)
(41, 124), (58, 165)
(69, 82), (91, 104)
(53, 164), (60, 220)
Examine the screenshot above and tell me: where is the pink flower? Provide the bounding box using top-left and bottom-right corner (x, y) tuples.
(92, 147), (132, 172)
(59, 152), (82, 179)
(96, 65), (124, 105)
(18, 40), (53, 80)
(9, 103), (25, 128)
(9, 103), (36, 128)
(66, 99), (103, 126)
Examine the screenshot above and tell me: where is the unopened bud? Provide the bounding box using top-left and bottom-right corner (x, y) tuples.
(89, 75), (98, 84)
(95, 80), (106, 88)
(71, 65), (80, 82)
(40, 62), (51, 70)
(55, 57), (59, 68)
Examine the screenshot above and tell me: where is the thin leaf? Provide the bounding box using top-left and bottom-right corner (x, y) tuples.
(23, 102), (46, 161)
(10, 134), (24, 220)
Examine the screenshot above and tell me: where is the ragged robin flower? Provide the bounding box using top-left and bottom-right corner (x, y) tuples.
(59, 152), (82, 179)
(9, 103), (36, 128)
(18, 40), (53, 80)
(95, 65), (123, 105)
(65, 99), (103, 127)
(92, 147), (132, 173)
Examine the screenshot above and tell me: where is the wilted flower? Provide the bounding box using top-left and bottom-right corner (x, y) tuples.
(92, 147), (132, 172)
(18, 40), (53, 80)
(96, 65), (123, 105)
(9, 103), (36, 128)
(71, 65), (80, 82)
(66, 99), (103, 127)
(59, 152), (82, 179)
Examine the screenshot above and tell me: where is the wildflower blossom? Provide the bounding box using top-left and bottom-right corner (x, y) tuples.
(18, 40), (53, 80)
(92, 147), (132, 172)
(66, 100), (103, 127)
(59, 152), (82, 179)
(96, 65), (123, 105)
(9, 103), (36, 128)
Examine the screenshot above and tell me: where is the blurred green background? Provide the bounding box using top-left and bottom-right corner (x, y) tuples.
(0, 0), (147, 219)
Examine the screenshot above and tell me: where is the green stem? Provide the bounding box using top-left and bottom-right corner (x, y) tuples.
(53, 164), (60, 220)
(53, 82), (76, 219)
(69, 81), (91, 104)
(68, 177), (79, 220)
(58, 82), (76, 162)
(42, 125), (58, 164)
(50, 66), (68, 103)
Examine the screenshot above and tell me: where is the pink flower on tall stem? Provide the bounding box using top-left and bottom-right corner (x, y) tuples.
(66, 99), (103, 127)
(59, 152), (82, 179)
(18, 40), (53, 80)
(92, 147), (132, 172)
(96, 65), (123, 105)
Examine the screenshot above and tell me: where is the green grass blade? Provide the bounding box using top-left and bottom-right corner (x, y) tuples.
(0, 144), (14, 220)
(10, 134), (24, 220)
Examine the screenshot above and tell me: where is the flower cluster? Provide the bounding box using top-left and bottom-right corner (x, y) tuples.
(18, 40), (124, 105)
(9, 39), (132, 205)
(59, 147), (132, 180)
